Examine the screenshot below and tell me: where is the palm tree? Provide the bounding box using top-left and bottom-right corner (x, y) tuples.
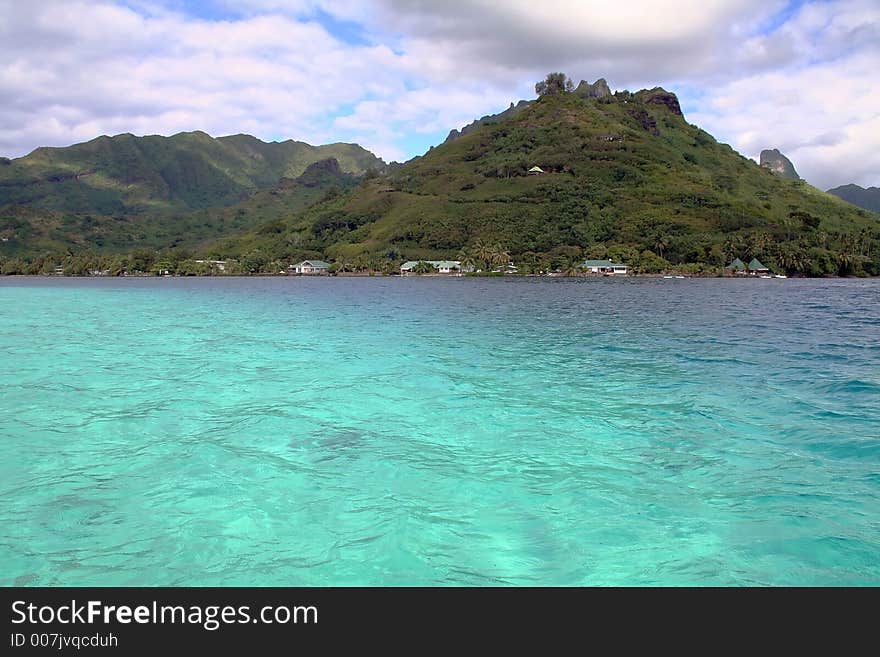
(792, 247), (809, 274)
(457, 249), (477, 273)
(413, 260), (436, 274)
(723, 234), (743, 261)
(367, 255), (383, 273)
(490, 245), (510, 270)
(775, 247), (794, 274)
(563, 260), (582, 277)
(474, 240), (494, 270)
(858, 228), (872, 257)
(353, 254), (370, 272)
(652, 233), (669, 259)
(109, 256), (126, 277)
(781, 215), (795, 242)
(753, 231), (772, 254)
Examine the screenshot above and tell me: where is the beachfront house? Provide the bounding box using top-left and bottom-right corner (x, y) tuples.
(748, 258), (770, 275)
(581, 259), (628, 276)
(194, 259), (228, 272)
(724, 258), (747, 276)
(400, 260), (462, 275)
(291, 260), (331, 275)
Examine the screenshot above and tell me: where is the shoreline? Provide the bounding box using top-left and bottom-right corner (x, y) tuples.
(0, 272), (869, 280)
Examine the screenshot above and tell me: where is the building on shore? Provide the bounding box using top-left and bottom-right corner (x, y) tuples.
(290, 260), (331, 275)
(724, 258), (747, 276)
(400, 260), (463, 275)
(748, 258), (770, 275)
(581, 259), (628, 275)
(725, 257), (772, 276)
(194, 260), (228, 272)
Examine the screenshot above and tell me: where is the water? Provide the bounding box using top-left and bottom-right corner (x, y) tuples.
(1, 276), (878, 586)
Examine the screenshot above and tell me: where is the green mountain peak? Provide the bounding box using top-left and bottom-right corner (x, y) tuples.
(213, 82), (877, 276)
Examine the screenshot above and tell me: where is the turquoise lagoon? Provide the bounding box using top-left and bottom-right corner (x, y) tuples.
(1, 276), (878, 586)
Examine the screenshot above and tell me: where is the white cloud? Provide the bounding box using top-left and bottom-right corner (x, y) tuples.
(353, 0), (786, 86)
(690, 50), (880, 189)
(688, 0), (880, 189)
(0, 0), (413, 161)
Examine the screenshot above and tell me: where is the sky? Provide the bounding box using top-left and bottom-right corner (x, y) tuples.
(0, 0), (877, 190)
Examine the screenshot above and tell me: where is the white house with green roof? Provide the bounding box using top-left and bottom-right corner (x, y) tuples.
(291, 260), (331, 275)
(581, 259), (628, 275)
(400, 260), (463, 275)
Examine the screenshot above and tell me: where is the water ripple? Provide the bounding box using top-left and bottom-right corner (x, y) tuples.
(1, 276), (878, 585)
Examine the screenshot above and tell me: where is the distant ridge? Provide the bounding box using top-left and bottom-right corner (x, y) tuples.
(0, 132), (383, 255)
(0, 131), (385, 216)
(826, 183), (880, 213)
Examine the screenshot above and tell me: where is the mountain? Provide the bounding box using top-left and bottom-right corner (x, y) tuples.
(0, 131), (383, 215)
(210, 85), (878, 276)
(2, 84), (878, 277)
(826, 184), (880, 213)
(760, 148), (800, 179)
(0, 155), (364, 255)
(0, 132), (383, 254)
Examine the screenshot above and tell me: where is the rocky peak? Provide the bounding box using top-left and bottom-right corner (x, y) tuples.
(295, 157), (344, 187)
(642, 89), (683, 116)
(760, 149), (799, 180)
(303, 157), (341, 176)
(573, 78), (612, 99)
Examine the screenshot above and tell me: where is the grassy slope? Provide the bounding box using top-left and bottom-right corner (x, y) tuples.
(0, 167), (359, 257)
(214, 90), (878, 273)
